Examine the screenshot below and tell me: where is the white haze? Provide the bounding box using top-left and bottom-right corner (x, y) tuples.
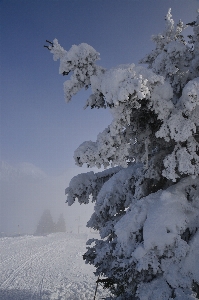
(0, 161), (95, 236)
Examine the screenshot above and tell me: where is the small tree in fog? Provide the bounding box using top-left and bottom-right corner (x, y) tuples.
(35, 209), (55, 235)
(55, 213), (66, 233)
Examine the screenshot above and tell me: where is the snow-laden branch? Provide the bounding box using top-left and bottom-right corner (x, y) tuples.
(65, 166), (122, 206)
(49, 39), (105, 102)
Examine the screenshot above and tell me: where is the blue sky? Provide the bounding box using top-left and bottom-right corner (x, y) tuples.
(1, 0), (199, 234)
(1, 0), (199, 175)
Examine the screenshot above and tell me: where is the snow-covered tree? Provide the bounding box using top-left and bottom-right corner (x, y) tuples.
(35, 209), (55, 236)
(46, 9), (199, 299)
(55, 213), (66, 233)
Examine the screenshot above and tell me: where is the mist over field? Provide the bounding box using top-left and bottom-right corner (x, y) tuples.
(0, 161), (94, 236)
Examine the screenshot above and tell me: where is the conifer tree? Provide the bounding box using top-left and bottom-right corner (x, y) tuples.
(46, 9), (199, 299)
(35, 209), (55, 236)
(55, 213), (66, 233)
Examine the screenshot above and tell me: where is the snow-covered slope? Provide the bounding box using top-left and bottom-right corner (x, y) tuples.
(0, 161), (46, 181)
(0, 233), (108, 300)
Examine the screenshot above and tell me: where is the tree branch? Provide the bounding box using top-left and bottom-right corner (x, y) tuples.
(44, 40), (54, 50)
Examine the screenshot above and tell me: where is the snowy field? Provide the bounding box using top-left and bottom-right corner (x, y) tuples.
(0, 233), (109, 300)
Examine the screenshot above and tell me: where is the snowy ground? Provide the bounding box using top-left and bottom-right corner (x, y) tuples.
(0, 233), (111, 300)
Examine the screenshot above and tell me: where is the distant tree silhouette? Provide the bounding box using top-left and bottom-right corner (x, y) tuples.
(55, 213), (66, 233)
(35, 209), (55, 235)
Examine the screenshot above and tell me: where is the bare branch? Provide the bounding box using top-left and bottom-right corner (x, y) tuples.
(46, 40), (53, 45)
(186, 21), (196, 26)
(44, 40), (54, 50)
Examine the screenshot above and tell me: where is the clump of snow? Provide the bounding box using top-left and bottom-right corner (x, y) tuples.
(114, 176), (199, 295)
(49, 39), (104, 102)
